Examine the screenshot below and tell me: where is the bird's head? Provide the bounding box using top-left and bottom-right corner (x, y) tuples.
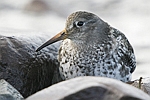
(36, 11), (109, 51)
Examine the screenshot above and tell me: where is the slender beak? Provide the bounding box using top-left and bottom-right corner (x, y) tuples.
(36, 30), (66, 52)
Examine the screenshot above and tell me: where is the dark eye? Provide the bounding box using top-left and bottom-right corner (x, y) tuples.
(76, 21), (84, 27)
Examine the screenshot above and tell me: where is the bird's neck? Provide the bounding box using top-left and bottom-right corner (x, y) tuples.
(62, 38), (111, 52)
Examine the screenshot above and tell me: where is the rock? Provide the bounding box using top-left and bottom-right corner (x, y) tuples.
(24, 0), (50, 14)
(0, 94), (16, 100)
(0, 29), (60, 98)
(26, 76), (150, 100)
(0, 79), (24, 100)
(131, 77), (150, 95)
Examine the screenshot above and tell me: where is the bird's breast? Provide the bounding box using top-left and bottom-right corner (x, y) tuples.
(58, 39), (117, 79)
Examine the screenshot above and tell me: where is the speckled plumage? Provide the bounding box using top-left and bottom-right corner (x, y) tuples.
(37, 11), (136, 82)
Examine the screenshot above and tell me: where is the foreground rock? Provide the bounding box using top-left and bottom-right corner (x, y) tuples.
(0, 29), (60, 97)
(26, 76), (150, 100)
(0, 79), (23, 100)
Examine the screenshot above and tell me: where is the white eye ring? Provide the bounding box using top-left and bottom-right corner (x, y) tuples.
(76, 21), (85, 27)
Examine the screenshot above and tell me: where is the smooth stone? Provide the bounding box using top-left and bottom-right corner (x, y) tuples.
(26, 76), (150, 100)
(0, 79), (24, 100)
(0, 29), (61, 97)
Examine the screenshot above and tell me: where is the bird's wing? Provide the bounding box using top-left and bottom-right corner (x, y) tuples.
(111, 28), (136, 73)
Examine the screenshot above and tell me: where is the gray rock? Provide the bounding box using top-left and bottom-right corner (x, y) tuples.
(0, 29), (60, 97)
(131, 77), (150, 96)
(24, 0), (50, 13)
(144, 78), (150, 95)
(0, 94), (16, 100)
(26, 76), (150, 100)
(0, 79), (24, 100)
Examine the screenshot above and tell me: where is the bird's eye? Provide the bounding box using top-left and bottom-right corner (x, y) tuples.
(76, 21), (84, 27)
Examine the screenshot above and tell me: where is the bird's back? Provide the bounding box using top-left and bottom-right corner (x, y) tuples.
(110, 27), (136, 74)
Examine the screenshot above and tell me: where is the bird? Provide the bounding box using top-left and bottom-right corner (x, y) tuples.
(36, 11), (136, 82)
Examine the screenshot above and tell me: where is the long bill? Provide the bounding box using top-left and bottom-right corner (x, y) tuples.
(36, 30), (66, 52)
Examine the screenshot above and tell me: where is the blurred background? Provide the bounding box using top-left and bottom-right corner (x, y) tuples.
(0, 0), (150, 80)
